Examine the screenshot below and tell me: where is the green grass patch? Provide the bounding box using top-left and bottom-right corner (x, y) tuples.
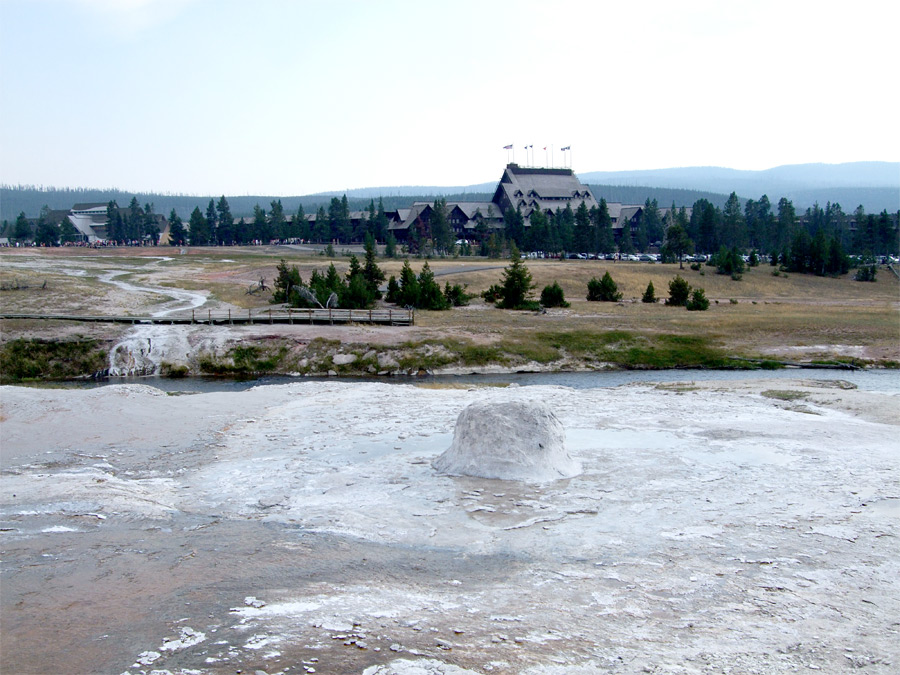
(497, 339), (561, 364)
(457, 343), (509, 366)
(198, 343), (288, 375)
(762, 390), (809, 401)
(530, 329), (737, 369)
(0, 338), (109, 383)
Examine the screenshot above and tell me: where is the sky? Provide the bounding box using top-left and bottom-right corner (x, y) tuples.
(1, 0), (898, 196)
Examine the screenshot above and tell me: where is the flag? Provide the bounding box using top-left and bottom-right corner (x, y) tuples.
(561, 146), (571, 151)
(503, 144), (513, 150)
(543, 146), (547, 151)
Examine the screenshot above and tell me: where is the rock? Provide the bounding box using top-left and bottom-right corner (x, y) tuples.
(433, 400), (581, 482)
(363, 350), (377, 361)
(377, 353), (399, 369)
(333, 353), (357, 366)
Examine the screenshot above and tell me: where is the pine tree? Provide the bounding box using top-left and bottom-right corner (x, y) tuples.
(618, 222), (635, 255)
(666, 275), (691, 306)
(540, 281), (569, 308)
(384, 232), (397, 258)
(217, 196), (235, 244)
(269, 199), (286, 240)
(167, 209), (186, 245)
(205, 199), (218, 244)
(430, 197), (452, 255)
(664, 222), (693, 269)
(188, 207), (210, 246)
(417, 261), (449, 310)
(596, 199), (615, 254)
(686, 288), (710, 311)
(587, 271), (622, 302)
(397, 260), (420, 307)
(362, 234), (385, 298)
(498, 244), (535, 309)
(573, 201), (593, 253)
(13, 212), (32, 242)
(252, 204), (269, 242)
(34, 210), (59, 246)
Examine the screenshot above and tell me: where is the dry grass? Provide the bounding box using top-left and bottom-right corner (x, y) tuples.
(3, 247), (898, 365)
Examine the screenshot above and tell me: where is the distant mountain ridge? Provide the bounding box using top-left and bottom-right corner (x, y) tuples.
(316, 161), (899, 212)
(577, 162), (898, 192)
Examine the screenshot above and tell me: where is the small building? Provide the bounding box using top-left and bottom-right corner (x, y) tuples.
(67, 203), (109, 241)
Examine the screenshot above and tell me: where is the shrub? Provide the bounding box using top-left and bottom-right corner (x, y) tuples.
(481, 284), (503, 303)
(666, 275), (691, 306)
(385, 275), (401, 303)
(416, 262), (450, 310)
(713, 246), (745, 278)
(540, 281), (570, 308)
(855, 265), (878, 282)
(686, 288), (710, 311)
(444, 282), (471, 307)
(587, 271), (622, 302)
(690, 262), (702, 271)
(641, 281), (657, 303)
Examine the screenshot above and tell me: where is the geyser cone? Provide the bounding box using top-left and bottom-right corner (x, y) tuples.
(433, 399), (581, 482)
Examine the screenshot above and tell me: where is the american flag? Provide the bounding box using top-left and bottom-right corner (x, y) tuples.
(561, 146), (571, 151)
(503, 144), (513, 150)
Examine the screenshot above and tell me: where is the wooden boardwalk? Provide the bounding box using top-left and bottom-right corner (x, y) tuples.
(0, 307), (415, 326)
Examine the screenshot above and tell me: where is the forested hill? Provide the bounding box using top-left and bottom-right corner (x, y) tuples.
(0, 187), (493, 222)
(1, 184), (734, 221)
(3, 160), (897, 220)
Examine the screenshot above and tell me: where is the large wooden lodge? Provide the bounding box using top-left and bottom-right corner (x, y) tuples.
(385, 163), (645, 244)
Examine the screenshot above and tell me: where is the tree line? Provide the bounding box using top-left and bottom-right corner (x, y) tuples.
(166, 195), (395, 247)
(6, 189), (897, 265)
(482, 193), (898, 261)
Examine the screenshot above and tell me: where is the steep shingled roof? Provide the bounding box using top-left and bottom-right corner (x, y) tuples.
(492, 164), (598, 215)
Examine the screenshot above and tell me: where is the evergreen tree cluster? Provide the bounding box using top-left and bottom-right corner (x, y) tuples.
(166, 194), (393, 246)
(384, 261), (464, 310)
(271, 239), (386, 310)
(687, 194), (897, 259)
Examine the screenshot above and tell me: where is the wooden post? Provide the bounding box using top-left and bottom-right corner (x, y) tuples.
(329, 307), (333, 325)
(288, 309), (293, 325)
(208, 309), (211, 324)
(249, 309), (252, 325)
(268, 309), (272, 324)
(192, 309), (195, 324)
(229, 309), (232, 325)
(308, 309), (312, 324)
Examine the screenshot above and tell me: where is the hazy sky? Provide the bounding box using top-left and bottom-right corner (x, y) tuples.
(2, 0), (898, 196)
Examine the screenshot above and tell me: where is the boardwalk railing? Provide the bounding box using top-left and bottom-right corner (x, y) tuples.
(0, 307), (414, 327)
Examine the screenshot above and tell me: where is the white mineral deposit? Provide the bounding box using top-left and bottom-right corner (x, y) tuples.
(433, 399), (581, 482)
(1, 378), (898, 674)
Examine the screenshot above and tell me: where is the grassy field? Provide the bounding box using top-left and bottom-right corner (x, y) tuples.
(1, 246), (898, 379)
